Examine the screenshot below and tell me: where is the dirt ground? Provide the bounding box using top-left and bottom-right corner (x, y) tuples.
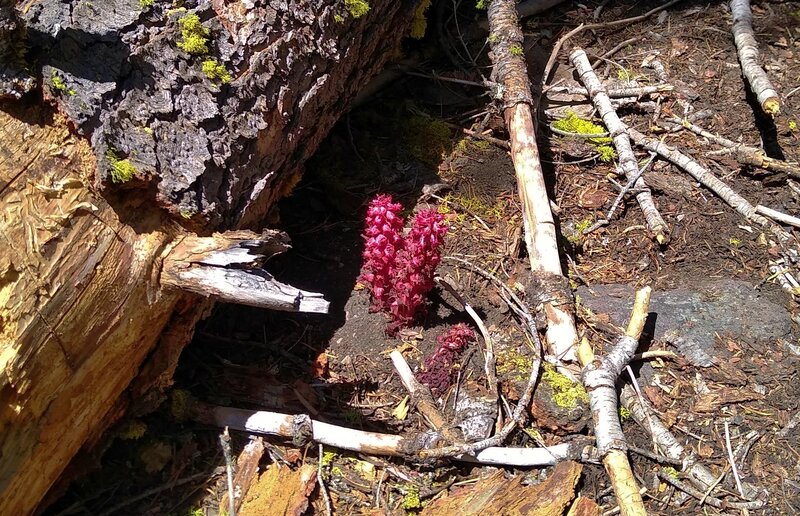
(47, 1), (800, 515)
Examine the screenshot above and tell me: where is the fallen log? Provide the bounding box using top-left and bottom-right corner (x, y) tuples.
(0, 0), (423, 513)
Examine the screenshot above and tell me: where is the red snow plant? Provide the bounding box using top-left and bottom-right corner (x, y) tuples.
(417, 324), (476, 396)
(360, 194), (448, 334)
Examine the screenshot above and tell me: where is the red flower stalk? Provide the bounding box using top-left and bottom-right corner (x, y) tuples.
(388, 209), (448, 333)
(417, 324), (476, 396)
(361, 194), (405, 310)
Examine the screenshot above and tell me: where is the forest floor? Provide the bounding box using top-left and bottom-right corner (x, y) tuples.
(47, 1), (800, 515)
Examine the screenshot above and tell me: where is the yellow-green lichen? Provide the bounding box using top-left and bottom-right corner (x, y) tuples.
(201, 58), (231, 84)
(140, 0), (154, 8)
(51, 70), (76, 96)
(334, 13), (344, 23)
(662, 466), (679, 479)
(497, 348), (533, 382)
(619, 406), (631, 422)
(401, 484), (422, 511)
(177, 13), (209, 55)
(118, 420), (148, 440)
(476, 0), (489, 9)
(487, 32), (499, 44)
(789, 120), (797, 132)
(553, 110), (616, 162)
(345, 0), (370, 18)
(106, 150), (136, 183)
(410, 0), (432, 39)
(510, 43), (524, 57)
(729, 237), (741, 247)
(542, 363), (588, 409)
(321, 451), (337, 467)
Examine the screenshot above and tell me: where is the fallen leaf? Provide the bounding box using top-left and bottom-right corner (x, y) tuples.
(392, 395), (410, 421)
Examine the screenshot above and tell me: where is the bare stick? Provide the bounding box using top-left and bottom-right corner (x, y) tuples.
(724, 422), (745, 498)
(584, 152), (657, 235)
(730, 0), (780, 115)
(318, 444), (333, 516)
(487, 0), (579, 366)
(581, 287), (651, 516)
(627, 127), (769, 226)
(389, 350), (465, 445)
(570, 48), (668, 243)
(669, 115), (800, 177)
(756, 205), (800, 228)
(546, 84), (674, 99)
(656, 471), (764, 510)
(220, 428), (236, 516)
(185, 398), (589, 467)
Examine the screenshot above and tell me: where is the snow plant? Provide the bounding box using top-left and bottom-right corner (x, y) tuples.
(360, 194), (448, 334)
(416, 324), (475, 396)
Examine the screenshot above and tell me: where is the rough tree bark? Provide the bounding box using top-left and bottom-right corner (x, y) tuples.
(0, 0), (422, 513)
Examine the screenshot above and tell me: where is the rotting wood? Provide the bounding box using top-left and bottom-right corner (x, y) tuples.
(160, 231), (329, 313)
(184, 397), (594, 467)
(220, 437), (265, 515)
(580, 287), (651, 516)
(730, 0), (780, 116)
(486, 0), (579, 366)
(570, 47), (668, 244)
(1, 1), (426, 512)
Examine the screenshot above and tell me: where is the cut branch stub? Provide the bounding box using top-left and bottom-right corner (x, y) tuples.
(160, 230), (329, 313)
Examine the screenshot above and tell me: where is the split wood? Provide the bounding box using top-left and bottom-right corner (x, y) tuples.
(570, 48), (668, 243)
(220, 437), (265, 515)
(730, 0), (780, 115)
(579, 286), (652, 516)
(185, 398), (592, 467)
(487, 0), (579, 365)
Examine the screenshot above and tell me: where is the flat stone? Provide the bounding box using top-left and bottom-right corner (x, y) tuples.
(577, 280), (792, 366)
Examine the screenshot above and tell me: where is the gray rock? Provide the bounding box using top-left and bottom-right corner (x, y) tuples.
(577, 280), (792, 366)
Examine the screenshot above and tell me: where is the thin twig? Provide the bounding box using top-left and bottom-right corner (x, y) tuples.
(318, 444), (333, 516)
(220, 428), (236, 516)
(656, 471), (764, 510)
(724, 422), (746, 498)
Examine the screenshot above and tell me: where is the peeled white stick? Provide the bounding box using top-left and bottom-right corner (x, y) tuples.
(570, 47), (669, 244)
(730, 0), (780, 115)
(487, 0), (579, 366)
(186, 400), (590, 467)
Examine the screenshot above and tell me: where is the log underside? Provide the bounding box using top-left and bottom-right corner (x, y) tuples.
(0, 0), (421, 513)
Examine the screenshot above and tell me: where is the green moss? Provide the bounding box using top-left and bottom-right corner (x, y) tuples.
(106, 150), (136, 183)
(619, 406), (631, 422)
(410, 0), (432, 39)
(553, 110), (616, 162)
(509, 43), (524, 57)
(321, 451), (337, 467)
(575, 218), (592, 234)
(333, 13), (344, 23)
(177, 13), (209, 55)
(402, 116), (452, 166)
(542, 363), (588, 409)
(201, 58), (231, 84)
(140, 0), (154, 8)
(401, 484), (422, 511)
(476, 0), (489, 8)
(118, 420), (148, 440)
(345, 0), (370, 18)
(171, 389), (191, 420)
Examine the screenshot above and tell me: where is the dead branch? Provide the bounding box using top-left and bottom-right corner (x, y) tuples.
(656, 471), (765, 510)
(730, 0), (780, 115)
(669, 115), (800, 177)
(160, 231), (329, 313)
(580, 287), (652, 516)
(570, 48), (668, 243)
(487, 0), (579, 366)
(184, 398), (592, 467)
(546, 84), (674, 99)
(220, 437), (264, 515)
(389, 350), (466, 445)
